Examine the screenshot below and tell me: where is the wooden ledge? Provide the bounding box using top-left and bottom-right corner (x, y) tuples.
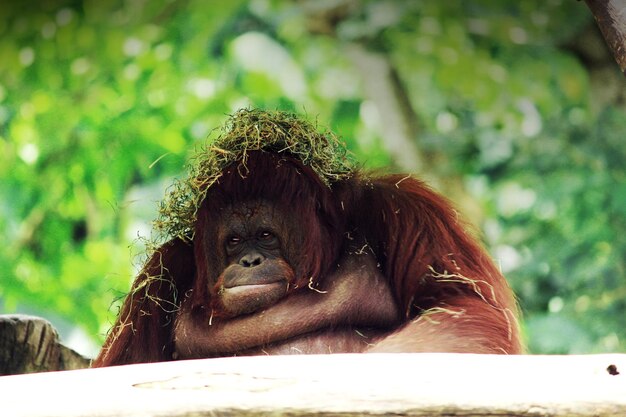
(0, 353), (625, 416)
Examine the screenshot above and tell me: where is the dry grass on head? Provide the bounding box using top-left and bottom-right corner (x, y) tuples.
(154, 108), (354, 244)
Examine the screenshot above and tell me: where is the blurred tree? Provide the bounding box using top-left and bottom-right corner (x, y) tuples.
(0, 0), (624, 355)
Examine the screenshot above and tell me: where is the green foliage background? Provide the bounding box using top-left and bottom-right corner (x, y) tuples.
(1, 0), (624, 356)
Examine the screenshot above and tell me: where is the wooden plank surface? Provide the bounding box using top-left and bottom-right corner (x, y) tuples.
(0, 353), (625, 416)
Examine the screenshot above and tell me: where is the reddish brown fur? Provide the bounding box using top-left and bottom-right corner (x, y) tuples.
(94, 238), (195, 365)
(93, 151), (521, 367)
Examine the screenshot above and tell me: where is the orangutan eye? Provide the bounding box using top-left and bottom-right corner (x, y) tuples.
(258, 231), (273, 240)
(227, 236), (241, 247)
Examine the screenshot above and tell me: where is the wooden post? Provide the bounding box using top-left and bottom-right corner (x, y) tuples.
(0, 315), (89, 375)
(0, 353), (624, 416)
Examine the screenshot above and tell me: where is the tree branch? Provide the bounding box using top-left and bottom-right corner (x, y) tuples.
(585, 0), (626, 76)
